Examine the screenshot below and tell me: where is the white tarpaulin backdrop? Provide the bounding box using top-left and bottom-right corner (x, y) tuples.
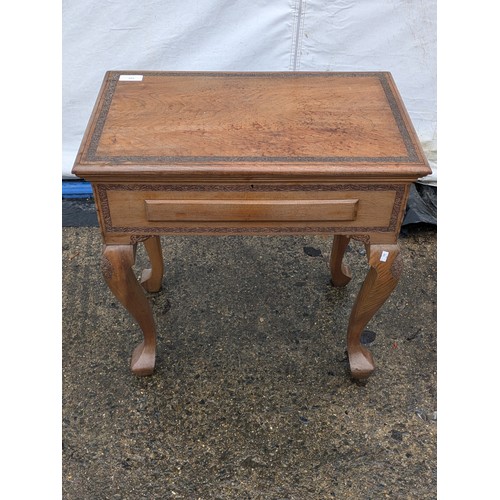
(63, 0), (437, 184)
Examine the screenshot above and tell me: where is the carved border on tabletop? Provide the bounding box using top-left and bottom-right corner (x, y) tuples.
(87, 76), (119, 160)
(95, 184), (405, 235)
(85, 72), (419, 164)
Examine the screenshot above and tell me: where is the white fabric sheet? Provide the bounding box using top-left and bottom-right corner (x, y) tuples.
(63, 0), (436, 184)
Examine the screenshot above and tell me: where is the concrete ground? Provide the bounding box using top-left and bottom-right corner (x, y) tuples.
(62, 223), (436, 499)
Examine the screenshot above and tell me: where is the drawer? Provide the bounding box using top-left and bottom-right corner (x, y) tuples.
(96, 183), (403, 235)
(144, 198), (358, 222)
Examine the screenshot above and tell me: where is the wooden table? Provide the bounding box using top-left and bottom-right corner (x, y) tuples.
(72, 71), (430, 380)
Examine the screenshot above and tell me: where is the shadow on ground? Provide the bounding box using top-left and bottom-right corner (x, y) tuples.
(62, 225), (436, 499)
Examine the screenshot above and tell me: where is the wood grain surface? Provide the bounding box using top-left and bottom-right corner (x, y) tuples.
(97, 75), (407, 159)
(73, 71), (430, 181)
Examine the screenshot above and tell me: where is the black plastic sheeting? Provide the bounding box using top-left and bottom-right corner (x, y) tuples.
(402, 183), (437, 226)
(62, 183), (437, 228)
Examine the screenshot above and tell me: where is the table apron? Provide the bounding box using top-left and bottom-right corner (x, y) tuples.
(93, 183), (408, 241)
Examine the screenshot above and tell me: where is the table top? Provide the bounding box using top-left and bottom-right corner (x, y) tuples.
(73, 71), (430, 181)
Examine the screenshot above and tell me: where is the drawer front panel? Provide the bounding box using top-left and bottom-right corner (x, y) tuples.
(96, 183), (404, 236)
(144, 198), (358, 222)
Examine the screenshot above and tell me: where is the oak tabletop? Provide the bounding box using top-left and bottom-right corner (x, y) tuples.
(73, 71), (430, 181)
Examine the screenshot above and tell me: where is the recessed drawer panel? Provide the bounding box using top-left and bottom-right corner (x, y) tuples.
(144, 199), (358, 222)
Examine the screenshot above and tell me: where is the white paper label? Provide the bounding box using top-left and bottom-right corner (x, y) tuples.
(119, 74), (143, 81)
(380, 251), (389, 262)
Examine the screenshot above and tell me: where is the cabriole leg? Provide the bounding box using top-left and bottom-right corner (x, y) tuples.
(347, 244), (402, 380)
(101, 244), (157, 376)
(330, 235), (352, 287)
(140, 236), (164, 293)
